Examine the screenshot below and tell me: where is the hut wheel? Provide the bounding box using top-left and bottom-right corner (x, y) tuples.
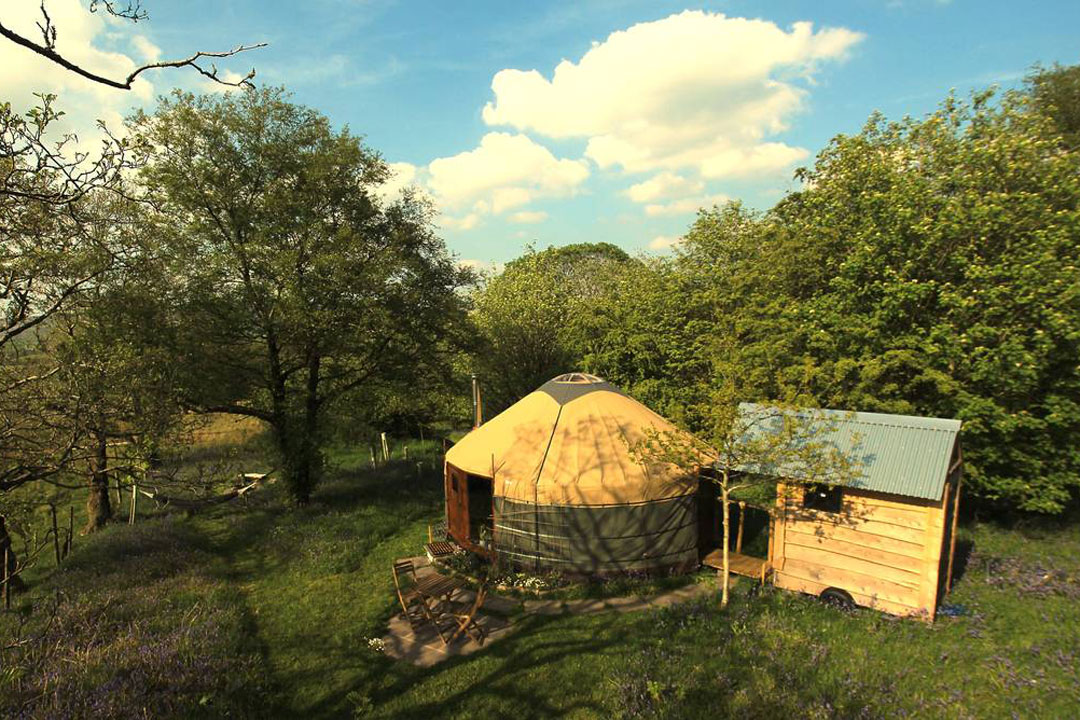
(819, 587), (855, 611)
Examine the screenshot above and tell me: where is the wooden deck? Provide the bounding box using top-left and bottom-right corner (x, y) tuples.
(701, 550), (770, 583)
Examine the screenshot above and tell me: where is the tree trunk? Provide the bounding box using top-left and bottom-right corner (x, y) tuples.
(720, 483), (730, 609)
(274, 352), (323, 506)
(0, 514), (21, 593)
(85, 430), (112, 532)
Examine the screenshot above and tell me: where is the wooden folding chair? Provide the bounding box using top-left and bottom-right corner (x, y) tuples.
(439, 585), (488, 647)
(393, 560), (438, 634)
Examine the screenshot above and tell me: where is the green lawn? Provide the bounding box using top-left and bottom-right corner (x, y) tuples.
(3, 441), (1079, 718)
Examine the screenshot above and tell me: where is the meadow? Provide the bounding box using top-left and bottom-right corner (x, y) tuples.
(3, 434), (1078, 719)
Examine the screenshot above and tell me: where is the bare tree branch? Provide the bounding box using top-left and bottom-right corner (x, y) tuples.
(0, 2), (266, 91)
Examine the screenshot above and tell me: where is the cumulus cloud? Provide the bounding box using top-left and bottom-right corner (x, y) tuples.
(375, 161), (419, 204)
(441, 213), (482, 231)
(508, 210), (548, 224)
(482, 11), (862, 180)
(459, 258), (504, 274)
(645, 193), (729, 217)
(0, 0), (157, 154)
(417, 132), (587, 230)
(648, 235), (682, 251)
(427, 132), (588, 209)
(625, 172), (704, 203)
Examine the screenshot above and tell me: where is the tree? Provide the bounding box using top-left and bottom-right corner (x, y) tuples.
(760, 86), (1080, 513)
(633, 387), (861, 608)
(616, 74), (1080, 515)
(0, 1), (264, 91)
(132, 88), (470, 504)
(1026, 63), (1080, 150)
(471, 242), (631, 411)
(1, 98), (139, 564)
(53, 261), (182, 532)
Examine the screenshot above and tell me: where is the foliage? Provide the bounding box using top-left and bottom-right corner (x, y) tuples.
(130, 87), (471, 504)
(0, 96), (140, 495)
(470, 242), (632, 412)
(1026, 62), (1080, 150)
(6, 436), (1080, 718)
(0, 519), (274, 719)
(632, 391), (862, 607)
(579, 70), (1080, 515)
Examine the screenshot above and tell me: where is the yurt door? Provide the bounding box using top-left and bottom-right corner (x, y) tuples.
(446, 466), (470, 544)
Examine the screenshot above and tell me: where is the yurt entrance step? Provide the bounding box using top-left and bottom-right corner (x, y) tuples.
(701, 550), (770, 584)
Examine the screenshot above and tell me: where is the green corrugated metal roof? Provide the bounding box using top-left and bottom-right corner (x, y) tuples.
(735, 403), (961, 502)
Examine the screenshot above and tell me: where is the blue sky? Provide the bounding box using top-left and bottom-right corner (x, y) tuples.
(3, 1), (1078, 267)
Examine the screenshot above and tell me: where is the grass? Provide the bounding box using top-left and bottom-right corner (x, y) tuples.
(3, 435), (1079, 718)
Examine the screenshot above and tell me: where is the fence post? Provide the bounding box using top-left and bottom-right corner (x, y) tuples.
(129, 481), (138, 525)
(65, 507), (73, 559)
(403, 445), (409, 460)
(2, 546), (10, 610)
(380, 433), (390, 462)
(736, 501), (746, 554)
(51, 505), (61, 566)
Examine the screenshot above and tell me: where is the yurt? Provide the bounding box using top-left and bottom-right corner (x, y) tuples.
(443, 373), (701, 574)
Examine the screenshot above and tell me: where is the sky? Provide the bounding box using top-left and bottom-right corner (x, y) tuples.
(2, 1), (1078, 268)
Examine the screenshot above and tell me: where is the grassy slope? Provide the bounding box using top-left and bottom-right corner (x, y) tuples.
(4, 440), (1079, 718)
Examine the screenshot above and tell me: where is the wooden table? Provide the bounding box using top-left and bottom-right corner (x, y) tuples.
(415, 573), (465, 604)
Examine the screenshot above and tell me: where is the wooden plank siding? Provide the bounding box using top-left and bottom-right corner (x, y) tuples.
(772, 482), (949, 619)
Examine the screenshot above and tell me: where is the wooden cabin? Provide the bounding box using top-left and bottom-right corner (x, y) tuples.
(743, 404), (963, 620)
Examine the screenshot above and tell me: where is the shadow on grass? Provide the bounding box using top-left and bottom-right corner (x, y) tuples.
(318, 612), (623, 719)
(949, 537), (975, 587)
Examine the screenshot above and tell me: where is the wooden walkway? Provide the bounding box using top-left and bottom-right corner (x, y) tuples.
(702, 550), (770, 584)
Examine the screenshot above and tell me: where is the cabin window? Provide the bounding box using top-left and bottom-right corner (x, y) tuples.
(803, 484), (842, 513)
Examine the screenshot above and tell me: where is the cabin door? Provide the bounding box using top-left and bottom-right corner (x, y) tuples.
(696, 475), (720, 557)
(446, 465), (470, 544)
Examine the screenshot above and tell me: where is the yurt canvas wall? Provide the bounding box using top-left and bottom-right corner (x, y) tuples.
(444, 373), (701, 574)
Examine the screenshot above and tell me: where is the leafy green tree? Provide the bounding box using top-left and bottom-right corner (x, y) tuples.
(589, 68), (1080, 514)
(54, 269), (182, 532)
(633, 387), (860, 608)
(1026, 63), (1080, 149)
(471, 242), (631, 412)
(1, 96), (143, 566)
(131, 88), (470, 504)
(663, 82), (1080, 514)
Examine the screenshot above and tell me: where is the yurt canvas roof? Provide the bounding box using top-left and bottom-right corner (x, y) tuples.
(445, 373), (698, 506)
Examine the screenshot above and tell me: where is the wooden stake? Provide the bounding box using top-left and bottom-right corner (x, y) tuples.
(403, 445), (409, 460)
(65, 507), (73, 559)
(129, 481), (138, 525)
(380, 433), (390, 462)
(50, 505), (61, 566)
(2, 546), (9, 610)
(370, 447), (376, 469)
(736, 501), (746, 554)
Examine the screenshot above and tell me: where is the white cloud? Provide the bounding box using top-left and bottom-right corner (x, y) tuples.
(508, 210), (548, 224)
(427, 132), (588, 209)
(0, 0), (157, 155)
(375, 161), (419, 204)
(441, 213), (481, 231)
(459, 258), (503, 274)
(482, 11), (862, 179)
(645, 193), (729, 217)
(625, 172), (704, 203)
(420, 132), (587, 230)
(649, 235), (682, 251)
(131, 35), (162, 62)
